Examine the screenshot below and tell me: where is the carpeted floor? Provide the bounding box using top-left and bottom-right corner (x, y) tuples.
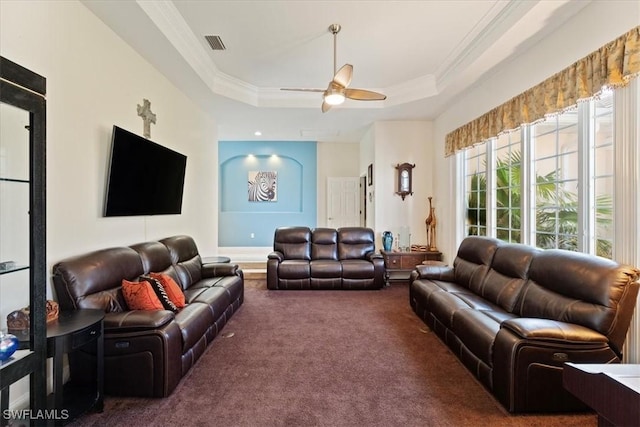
(71, 280), (596, 427)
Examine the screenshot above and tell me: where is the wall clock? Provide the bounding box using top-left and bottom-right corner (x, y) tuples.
(395, 163), (415, 200)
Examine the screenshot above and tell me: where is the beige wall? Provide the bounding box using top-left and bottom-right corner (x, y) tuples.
(370, 121), (434, 248)
(1, 0), (218, 407)
(316, 141), (360, 227)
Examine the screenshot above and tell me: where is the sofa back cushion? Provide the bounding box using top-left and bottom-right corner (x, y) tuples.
(453, 236), (501, 290)
(475, 243), (538, 312)
(337, 227), (375, 260)
(130, 241), (174, 274)
(516, 249), (640, 354)
(311, 228), (338, 260)
(274, 227), (311, 260)
(52, 247), (143, 312)
(160, 235), (202, 289)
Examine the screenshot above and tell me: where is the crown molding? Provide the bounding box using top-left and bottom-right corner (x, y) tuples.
(136, 0), (540, 110)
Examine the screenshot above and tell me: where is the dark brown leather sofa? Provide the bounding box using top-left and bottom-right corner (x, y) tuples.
(409, 236), (639, 413)
(52, 235), (243, 397)
(267, 227), (385, 290)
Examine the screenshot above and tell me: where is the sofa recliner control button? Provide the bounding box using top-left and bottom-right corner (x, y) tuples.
(553, 352), (569, 361)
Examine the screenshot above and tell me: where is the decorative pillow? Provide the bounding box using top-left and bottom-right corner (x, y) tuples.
(121, 279), (164, 311)
(149, 272), (186, 308)
(140, 276), (179, 312)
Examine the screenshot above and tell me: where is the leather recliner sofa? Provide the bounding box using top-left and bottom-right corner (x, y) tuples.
(52, 235), (244, 397)
(267, 227), (385, 290)
(409, 236), (639, 413)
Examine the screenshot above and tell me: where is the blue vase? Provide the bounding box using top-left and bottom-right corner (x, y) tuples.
(0, 331), (19, 362)
(382, 231), (393, 251)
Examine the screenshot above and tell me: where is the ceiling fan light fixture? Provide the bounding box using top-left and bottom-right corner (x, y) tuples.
(324, 87), (345, 105)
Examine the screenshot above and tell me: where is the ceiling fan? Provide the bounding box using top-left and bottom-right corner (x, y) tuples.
(281, 24), (387, 113)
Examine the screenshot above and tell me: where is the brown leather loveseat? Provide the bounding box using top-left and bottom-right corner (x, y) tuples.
(52, 235), (243, 397)
(409, 236), (639, 413)
(267, 227), (385, 290)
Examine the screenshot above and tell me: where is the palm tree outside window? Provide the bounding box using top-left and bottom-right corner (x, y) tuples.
(464, 90), (613, 258)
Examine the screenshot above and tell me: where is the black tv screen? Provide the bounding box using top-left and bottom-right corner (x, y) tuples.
(104, 126), (187, 216)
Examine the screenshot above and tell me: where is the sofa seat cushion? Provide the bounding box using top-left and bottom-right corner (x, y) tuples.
(189, 276), (243, 304)
(174, 303), (215, 352)
(432, 280), (476, 294)
(410, 280), (443, 306)
(212, 276), (244, 303)
(428, 291), (475, 329)
(279, 260), (311, 279)
(310, 260), (342, 278)
(341, 260), (374, 279)
(183, 286), (231, 318)
(452, 309), (503, 367)
(454, 293), (504, 311)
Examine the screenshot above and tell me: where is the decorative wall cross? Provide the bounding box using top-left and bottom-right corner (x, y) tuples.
(136, 98), (156, 139)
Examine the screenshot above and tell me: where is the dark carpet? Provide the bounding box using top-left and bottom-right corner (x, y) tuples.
(71, 280), (596, 427)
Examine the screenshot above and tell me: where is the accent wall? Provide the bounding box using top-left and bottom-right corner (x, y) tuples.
(219, 141), (317, 246)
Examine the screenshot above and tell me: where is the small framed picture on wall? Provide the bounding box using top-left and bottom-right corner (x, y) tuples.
(367, 164), (373, 186)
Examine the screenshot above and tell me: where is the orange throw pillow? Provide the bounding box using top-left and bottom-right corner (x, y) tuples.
(149, 273), (186, 308)
(121, 279), (164, 311)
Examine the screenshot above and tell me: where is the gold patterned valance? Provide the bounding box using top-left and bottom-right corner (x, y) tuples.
(445, 26), (640, 157)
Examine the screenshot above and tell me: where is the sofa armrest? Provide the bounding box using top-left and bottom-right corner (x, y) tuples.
(501, 318), (608, 344)
(366, 252), (383, 261)
(201, 263), (238, 278)
(104, 310), (175, 333)
(414, 264), (455, 281)
(268, 251), (284, 262)
(493, 317), (616, 413)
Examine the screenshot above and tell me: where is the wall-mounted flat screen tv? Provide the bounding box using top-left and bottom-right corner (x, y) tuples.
(104, 126), (187, 216)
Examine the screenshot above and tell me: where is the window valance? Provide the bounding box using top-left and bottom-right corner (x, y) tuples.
(445, 26), (640, 157)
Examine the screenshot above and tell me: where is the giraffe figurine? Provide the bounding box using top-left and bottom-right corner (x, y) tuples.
(429, 198), (438, 252)
(425, 197), (434, 249)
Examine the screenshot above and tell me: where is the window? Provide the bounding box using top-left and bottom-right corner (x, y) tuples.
(532, 109), (579, 251)
(494, 132), (522, 243)
(462, 91), (614, 258)
(465, 144), (487, 237)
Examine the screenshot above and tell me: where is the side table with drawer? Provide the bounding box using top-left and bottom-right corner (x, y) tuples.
(15, 309), (104, 425)
(381, 250), (443, 285)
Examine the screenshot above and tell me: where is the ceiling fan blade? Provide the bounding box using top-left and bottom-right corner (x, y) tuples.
(280, 88), (324, 92)
(321, 101), (332, 113)
(345, 88), (387, 101)
(333, 64), (353, 88)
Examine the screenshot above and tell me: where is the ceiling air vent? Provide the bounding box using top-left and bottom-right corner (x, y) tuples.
(205, 35), (226, 51)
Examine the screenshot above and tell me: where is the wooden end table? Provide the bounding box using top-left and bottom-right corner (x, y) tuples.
(381, 250), (442, 285)
(17, 309), (104, 426)
(47, 309), (104, 425)
(563, 363), (640, 426)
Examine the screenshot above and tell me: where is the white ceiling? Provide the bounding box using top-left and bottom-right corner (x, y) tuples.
(82, 0), (590, 142)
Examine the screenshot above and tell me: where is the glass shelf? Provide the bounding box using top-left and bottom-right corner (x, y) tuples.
(0, 349), (32, 369)
(0, 265), (29, 275)
(0, 177), (29, 183)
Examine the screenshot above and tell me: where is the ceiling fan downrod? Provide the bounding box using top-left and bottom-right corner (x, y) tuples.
(329, 24), (341, 76)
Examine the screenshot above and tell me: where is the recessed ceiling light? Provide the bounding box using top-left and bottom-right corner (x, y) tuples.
(254, 131), (262, 136)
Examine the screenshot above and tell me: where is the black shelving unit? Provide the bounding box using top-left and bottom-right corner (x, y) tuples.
(0, 56), (47, 426)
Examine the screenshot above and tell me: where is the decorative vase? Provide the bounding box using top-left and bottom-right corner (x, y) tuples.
(0, 331), (19, 362)
(382, 231), (393, 251)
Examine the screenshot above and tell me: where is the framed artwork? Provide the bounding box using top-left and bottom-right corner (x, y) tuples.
(367, 164), (373, 186)
(248, 171), (277, 202)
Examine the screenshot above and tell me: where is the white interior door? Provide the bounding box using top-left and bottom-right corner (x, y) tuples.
(327, 177), (360, 228)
